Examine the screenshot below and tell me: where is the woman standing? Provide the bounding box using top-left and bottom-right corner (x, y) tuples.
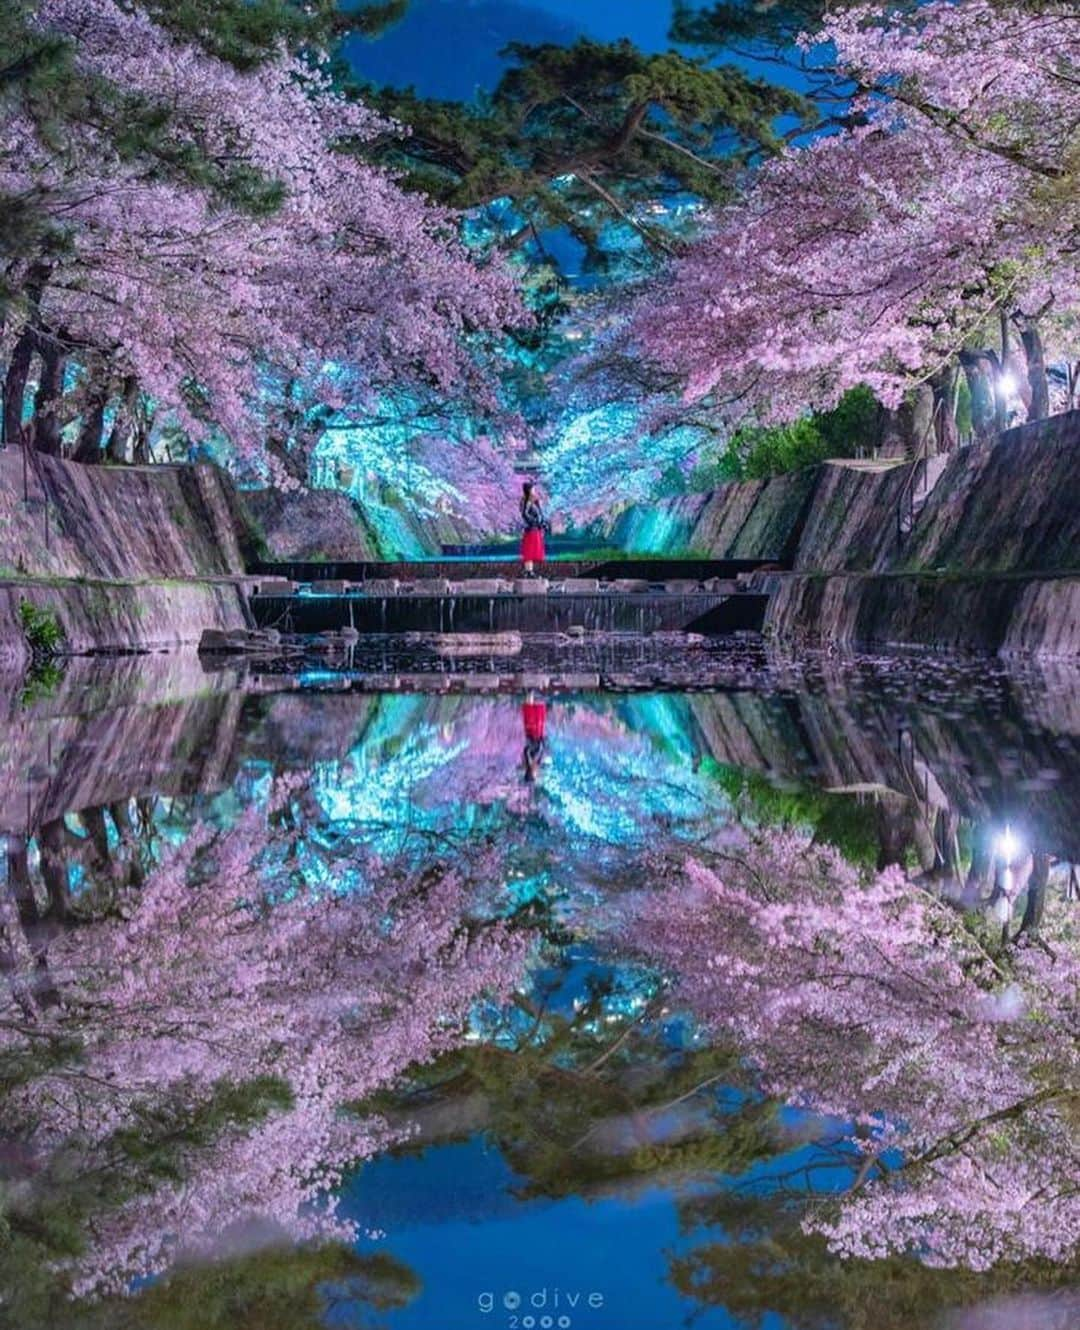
(519, 481), (548, 576)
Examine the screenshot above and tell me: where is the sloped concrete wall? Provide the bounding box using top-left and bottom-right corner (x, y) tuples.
(765, 573), (1080, 657)
(0, 450), (247, 579)
(0, 578), (249, 669)
(235, 487), (485, 560)
(900, 429), (1080, 573)
(791, 464), (911, 572)
(237, 486), (382, 561)
(615, 469), (817, 560)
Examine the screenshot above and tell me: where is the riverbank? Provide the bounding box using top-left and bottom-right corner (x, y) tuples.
(762, 571), (1080, 658)
(612, 411), (1080, 656)
(0, 577), (250, 671)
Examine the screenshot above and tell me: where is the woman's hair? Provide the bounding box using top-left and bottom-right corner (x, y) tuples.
(522, 480), (534, 498)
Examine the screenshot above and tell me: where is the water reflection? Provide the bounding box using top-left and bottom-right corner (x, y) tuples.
(0, 647), (1077, 1328)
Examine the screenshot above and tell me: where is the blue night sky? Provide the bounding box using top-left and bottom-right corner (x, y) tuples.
(346, 0), (681, 100)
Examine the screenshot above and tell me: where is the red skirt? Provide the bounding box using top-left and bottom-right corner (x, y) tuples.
(520, 528), (545, 562)
(522, 701), (547, 743)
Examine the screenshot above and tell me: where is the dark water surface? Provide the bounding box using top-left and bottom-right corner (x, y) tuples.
(2, 639), (1077, 1329)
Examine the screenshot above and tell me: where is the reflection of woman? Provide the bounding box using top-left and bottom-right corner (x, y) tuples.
(522, 694), (547, 784)
(519, 481), (548, 577)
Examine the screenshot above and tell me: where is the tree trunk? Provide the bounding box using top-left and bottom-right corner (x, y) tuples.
(1016, 317), (1050, 421)
(131, 406), (153, 465)
(3, 326), (36, 447)
(32, 338), (67, 455)
(930, 367), (959, 452)
(104, 375), (138, 464)
(71, 376), (109, 464)
(1, 262), (50, 448)
(959, 350), (1003, 441)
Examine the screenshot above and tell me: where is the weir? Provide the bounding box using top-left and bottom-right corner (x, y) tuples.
(248, 560), (775, 636)
(249, 556), (772, 583)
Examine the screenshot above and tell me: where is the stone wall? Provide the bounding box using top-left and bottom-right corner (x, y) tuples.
(900, 428), (1080, 573)
(0, 449), (247, 579)
(764, 573), (1080, 658)
(614, 410), (1079, 656)
(0, 578), (250, 671)
(791, 464), (912, 572)
(236, 486), (485, 561)
(614, 468), (818, 560)
(237, 486), (382, 561)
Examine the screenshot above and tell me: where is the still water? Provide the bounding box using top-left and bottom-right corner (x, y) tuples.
(2, 639), (1078, 1329)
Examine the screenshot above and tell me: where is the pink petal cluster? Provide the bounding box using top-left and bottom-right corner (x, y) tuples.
(607, 829), (1080, 1269)
(2, 0), (522, 465)
(633, 1), (1080, 423)
(1, 792), (530, 1295)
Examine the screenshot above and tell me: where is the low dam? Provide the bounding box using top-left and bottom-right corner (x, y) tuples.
(248, 560), (772, 636)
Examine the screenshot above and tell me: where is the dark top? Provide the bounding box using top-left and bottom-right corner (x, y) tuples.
(521, 497), (546, 531)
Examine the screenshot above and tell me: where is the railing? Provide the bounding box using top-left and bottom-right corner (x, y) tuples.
(895, 400), (943, 546)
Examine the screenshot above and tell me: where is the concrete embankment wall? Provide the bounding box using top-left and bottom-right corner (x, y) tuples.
(1, 660), (378, 835)
(0, 449), (248, 579)
(0, 448), (434, 661)
(0, 449), (256, 662)
(0, 579), (250, 672)
(613, 469), (817, 562)
(899, 427), (1080, 573)
(614, 411), (1080, 655)
(764, 573), (1080, 658)
(236, 486), (383, 561)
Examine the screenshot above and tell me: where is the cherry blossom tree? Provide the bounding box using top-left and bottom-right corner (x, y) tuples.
(0, 781), (530, 1295)
(632, 1), (1080, 446)
(1, 0), (522, 475)
(605, 829), (1080, 1270)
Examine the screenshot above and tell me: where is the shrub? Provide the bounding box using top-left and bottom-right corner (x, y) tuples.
(18, 600), (64, 655)
(691, 386), (881, 484)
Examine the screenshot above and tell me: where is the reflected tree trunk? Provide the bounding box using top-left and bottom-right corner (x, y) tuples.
(81, 805), (112, 869)
(965, 836), (994, 903)
(5, 835), (38, 926)
(1017, 853), (1050, 938)
(37, 818), (71, 921)
(876, 797), (915, 870)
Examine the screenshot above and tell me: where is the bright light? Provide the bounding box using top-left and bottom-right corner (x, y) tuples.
(993, 826), (1023, 864)
(998, 369), (1018, 398)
